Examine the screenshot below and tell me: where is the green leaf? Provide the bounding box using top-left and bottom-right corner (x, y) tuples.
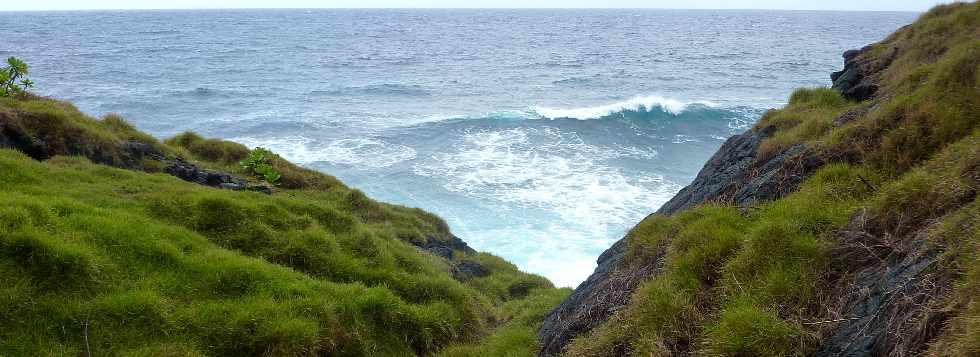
(7, 57), (27, 75)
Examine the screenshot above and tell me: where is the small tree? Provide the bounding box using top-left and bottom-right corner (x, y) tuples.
(0, 57), (34, 97)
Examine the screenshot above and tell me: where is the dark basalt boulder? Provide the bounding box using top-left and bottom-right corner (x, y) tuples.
(160, 157), (272, 194)
(413, 234), (476, 260)
(413, 234), (485, 282)
(831, 45), (877, 101)
(165, 157), (247, 189)
(831, 43), (901, 102)
(453, 260), (491, 281)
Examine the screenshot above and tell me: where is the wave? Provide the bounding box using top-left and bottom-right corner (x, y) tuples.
(407, 96), (755, 131)
(532, 96), (718, 120)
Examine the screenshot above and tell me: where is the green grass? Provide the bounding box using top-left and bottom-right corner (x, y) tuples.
(435, 287), (570, 357)
(752, 88), (856, 161)
(927, 198), (980, 357)
(165, 131), (250, 165)
(0, 94), (566, 355)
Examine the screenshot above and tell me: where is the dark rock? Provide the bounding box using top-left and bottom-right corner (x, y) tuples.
(453, 260), (491, 281)
(831, 44), (895, 102)
(413, 234), (476, 260)
(816, 212), (954, 357)
(656, 128), (768, 215)
(119, 140), (166, 169)
(164, 157), (250, 191)
(0, 111), (48, 160)
(843, 45), (872, 62)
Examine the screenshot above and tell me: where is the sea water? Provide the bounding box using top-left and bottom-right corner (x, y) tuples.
(1, 9), (919, 286)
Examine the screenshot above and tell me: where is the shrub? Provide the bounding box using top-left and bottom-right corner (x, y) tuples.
(240, 147), (282, 185)
(0, 57), (34, 97)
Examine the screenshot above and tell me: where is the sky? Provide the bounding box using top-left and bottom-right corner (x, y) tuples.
(0, 0), (955, 12)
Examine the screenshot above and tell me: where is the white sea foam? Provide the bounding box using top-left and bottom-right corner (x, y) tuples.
(413, 127), (682, 277)
(413, 127), (680, 286)
(460, 223), (609, 288)
(532, 95), (717, 120)
(233, 136), (416, 169)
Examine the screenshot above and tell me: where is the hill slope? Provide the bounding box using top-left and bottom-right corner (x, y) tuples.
(539, 3), (979, 356)
(0, 95), (569, 356)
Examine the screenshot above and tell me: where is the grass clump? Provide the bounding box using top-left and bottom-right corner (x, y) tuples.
(927, 199), (980, 357)
(165, 131), (249, 165)
(703, 302), (800, 356)
(753, 88), (856, 161)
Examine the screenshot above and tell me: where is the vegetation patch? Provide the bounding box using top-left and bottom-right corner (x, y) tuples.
(0, 89), (566, 355)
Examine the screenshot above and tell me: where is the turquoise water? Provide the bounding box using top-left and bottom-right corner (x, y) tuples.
(1, 9), (919, 286)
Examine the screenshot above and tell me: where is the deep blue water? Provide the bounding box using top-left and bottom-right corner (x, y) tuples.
(1, 9), (919, 286)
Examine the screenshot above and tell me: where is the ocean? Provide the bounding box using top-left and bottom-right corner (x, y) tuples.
(1, 9), (919, 287)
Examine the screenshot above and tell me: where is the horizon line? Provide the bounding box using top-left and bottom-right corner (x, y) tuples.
(0, 7), (925, 13)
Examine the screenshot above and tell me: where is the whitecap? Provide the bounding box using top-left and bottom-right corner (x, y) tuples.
(532, 95), (718, 120)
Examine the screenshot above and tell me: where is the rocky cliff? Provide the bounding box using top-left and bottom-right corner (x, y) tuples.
(538, 3), (979, 356)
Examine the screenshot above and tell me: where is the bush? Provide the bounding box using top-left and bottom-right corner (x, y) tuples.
(240, 147), (282, 185)
(0, 57), (34, 97)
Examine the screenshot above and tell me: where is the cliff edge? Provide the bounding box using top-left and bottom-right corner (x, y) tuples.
(539, 3), (979, 356)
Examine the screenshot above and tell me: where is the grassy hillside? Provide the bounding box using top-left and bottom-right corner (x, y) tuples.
(563, 3), (978, 356)
(0, 95), (569, 356)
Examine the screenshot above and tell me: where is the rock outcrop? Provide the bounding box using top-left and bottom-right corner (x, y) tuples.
(830, 39), (901, 102)
(413, 234), (476, 260)
(0, 109), (270, 194)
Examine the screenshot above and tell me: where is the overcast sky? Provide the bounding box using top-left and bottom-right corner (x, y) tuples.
(0, 0), (954, 12)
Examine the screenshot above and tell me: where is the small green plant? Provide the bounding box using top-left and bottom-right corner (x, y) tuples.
(0, 57), (34, 97)
(240, 147), (282, 185)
